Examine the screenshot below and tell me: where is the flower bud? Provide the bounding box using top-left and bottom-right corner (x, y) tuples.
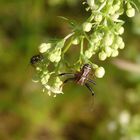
(119, 41), (125, 49)
(95, 67), (105, 78)
(48, 49), (61, 62)
(113, 4), (120, 12)
(112, 44), (119, 50)
(72, 37), (80, 45)
(115, 36), (123, 45)
(82, 22), (92, 32)
(99, 51), (107, 61)
(91, 33), (102, 43)
(111, 49), (119, 57)
(111, 13), (119, 21)
(39, 43), (51, 53)
(118, 27), (124, 35)
(94, 14), (103, 22)
(126, 8), (135, 17)
(104, 46), (112, 57)
(85, 49), (94, 59)
(104, 33), (114, 46)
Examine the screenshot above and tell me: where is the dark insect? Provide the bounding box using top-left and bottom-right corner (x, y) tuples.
(59, 64), (96, 96)
(30, 54), (44, 66)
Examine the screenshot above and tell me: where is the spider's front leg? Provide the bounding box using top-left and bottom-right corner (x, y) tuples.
(58, 73), (74, 77)
(60, 77), (75, 88)
(85, 83), (95, 96)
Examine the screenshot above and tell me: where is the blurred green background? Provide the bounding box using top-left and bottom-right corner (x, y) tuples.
(0, 0), (140, 140)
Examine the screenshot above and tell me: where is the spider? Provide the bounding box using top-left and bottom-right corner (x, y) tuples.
(59, 64), (96, 96)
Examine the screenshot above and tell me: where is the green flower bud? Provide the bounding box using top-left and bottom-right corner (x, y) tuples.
(48, 49), (61, 62)
(104, 33), (114, 46)
(94, 14), (103, 22)
(111, 13), (119, 21)
(82, 22), (92, 32)
(72, 37), (80, 45)
(98, 51), (107, 61)
(95, 67), (105, 78)
(39, 43), (51, 53)
(112, 44), (119, 50)
(104, 46), (112, 57)
(119, 41), (125, 49)
(126, 8), (135, 17)
(91, 33), (102, 43)
(109, 7), (116, 15)
(115, 36), (123, 45)
(111, 49), (119, 57)
(113, 4), (120, 12)
(118, 27), (124, 35)
(85, 49), (94, 59)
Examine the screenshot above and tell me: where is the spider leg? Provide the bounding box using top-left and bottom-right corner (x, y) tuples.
(87, 79), (96, 85)
(85, 83), (95, 96)
(58, 73), (74, 77)
(61, 77), (75, 88)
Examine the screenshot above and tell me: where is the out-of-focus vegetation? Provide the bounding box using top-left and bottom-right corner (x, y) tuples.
(0, 0), (140, 140)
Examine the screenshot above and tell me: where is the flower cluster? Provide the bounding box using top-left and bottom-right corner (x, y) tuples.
(32, 0), (136, 96)
(84, 0), (135, 62)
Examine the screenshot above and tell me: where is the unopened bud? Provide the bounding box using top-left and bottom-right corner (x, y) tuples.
(126, 8), (135, 17)
(94, 14), (103, 22)
(72, 37), (80, 45)
(83, 22), (92, 32)
(111, 50), (119, 57)
(99, 51), (107, 61)
(118, 27), (124, 35)
(119, 42), (125, 49)
(39, 43), (51, 53)
(95, 67), (105, 78)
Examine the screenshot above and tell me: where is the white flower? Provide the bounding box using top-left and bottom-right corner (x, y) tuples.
(45, 84), (63, 95)
(39, 43), (51, 53)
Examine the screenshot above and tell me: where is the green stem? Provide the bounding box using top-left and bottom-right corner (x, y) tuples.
(62, 40), (72, 54)
(80, 37), (84, 55)
(84, 32), (91, 43)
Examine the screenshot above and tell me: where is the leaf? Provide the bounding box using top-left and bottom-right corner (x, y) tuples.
(58, 16), (77, 28)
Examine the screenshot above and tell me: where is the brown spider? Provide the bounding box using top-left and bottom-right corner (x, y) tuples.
(59, 64), (96, 96)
